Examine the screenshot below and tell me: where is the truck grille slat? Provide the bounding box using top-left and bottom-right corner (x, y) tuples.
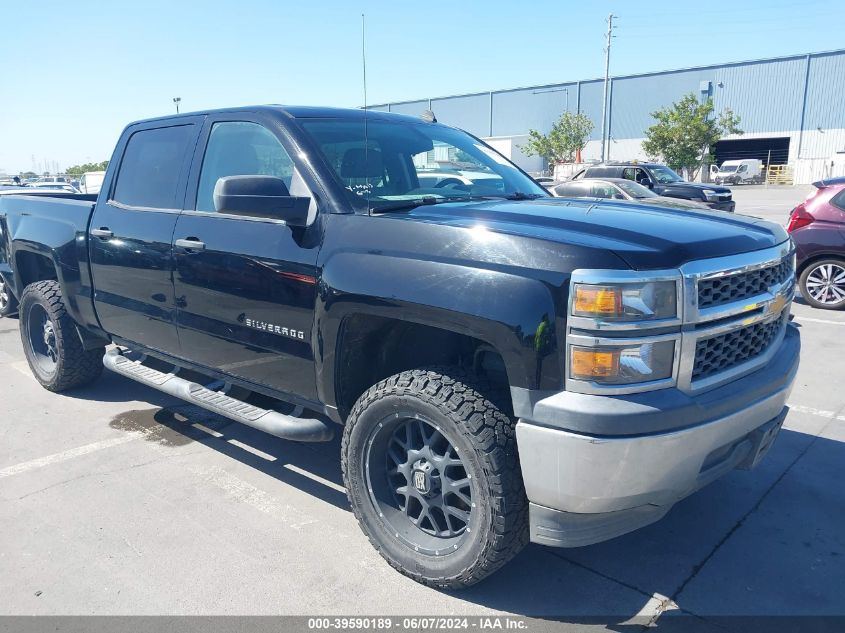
(698, 260), (792, 309)
(692, 317), (783, 380)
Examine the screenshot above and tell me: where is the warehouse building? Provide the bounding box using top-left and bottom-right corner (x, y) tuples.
(370, 49), (845, 184)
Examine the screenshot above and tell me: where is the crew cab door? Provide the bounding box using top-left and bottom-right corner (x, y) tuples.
(89, 119), (202, 352)
(172, 116), (321, 401)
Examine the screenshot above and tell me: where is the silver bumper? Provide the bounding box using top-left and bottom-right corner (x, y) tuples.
(516, 326), (799, 547)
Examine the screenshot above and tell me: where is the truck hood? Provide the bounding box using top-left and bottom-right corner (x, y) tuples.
(400, 198), (787, 270)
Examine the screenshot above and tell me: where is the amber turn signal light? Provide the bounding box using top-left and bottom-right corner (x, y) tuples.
(573, 286), (622, 317)
(571, 348), (620, 379)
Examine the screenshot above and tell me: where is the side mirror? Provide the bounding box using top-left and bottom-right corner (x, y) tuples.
(213, 175), (310, 226)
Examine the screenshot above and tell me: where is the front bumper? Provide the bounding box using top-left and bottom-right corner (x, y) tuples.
(515, 324), (799, 547)
(706, 199), (736, 212)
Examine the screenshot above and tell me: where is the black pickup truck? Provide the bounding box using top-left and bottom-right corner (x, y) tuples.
(573, 162), (736, 211)
(0, 106), (799, 588)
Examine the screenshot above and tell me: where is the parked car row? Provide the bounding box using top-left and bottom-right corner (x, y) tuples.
(0, 171), (105, 195)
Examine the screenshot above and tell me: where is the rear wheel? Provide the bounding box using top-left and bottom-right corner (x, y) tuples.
(0, 275), (17, 317)
(799, 259), (845, 310)
(19, 280), (105, 391)
(342, 367), (528, 589)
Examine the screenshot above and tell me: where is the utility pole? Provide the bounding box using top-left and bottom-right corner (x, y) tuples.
(599, 13), (616, 163)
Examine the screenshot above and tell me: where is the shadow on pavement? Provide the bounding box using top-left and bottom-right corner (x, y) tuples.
(98, 370), (845, 624)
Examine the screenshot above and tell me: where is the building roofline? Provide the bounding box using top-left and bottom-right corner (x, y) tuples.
(371, 47), (845, 108)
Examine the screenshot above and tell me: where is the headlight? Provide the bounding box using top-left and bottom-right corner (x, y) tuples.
(570, 340), (675, 385)
(702, 189), (719, 201)
(572, 281), (677, 322)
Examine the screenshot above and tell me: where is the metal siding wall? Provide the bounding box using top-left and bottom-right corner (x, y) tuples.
(429, 94), (490, 137)
(578, 81), (604, 140)
(610, 69), (713, 139)
(804, 52), (845, 131)
(370, 50), (845, 152)
(388, 100), (430, 117)
(713, 59), (806, 133)
(491, 84), (577, 137)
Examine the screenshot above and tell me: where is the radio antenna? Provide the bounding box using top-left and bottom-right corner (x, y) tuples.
(362, 13), (370, 213)
(361, 13), (368, 110)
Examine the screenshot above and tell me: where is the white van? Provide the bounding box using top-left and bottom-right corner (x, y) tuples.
(714, 159), (763, 185)
(79, 171), (106, 195)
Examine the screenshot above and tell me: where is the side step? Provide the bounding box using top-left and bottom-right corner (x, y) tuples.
(104, 348), (333, 442)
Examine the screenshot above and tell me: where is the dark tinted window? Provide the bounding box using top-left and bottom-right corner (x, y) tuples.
(831, 188), (845, 211)
(196, 121), (295, 212)
(112, 125), (193, 209)
(586, 166), (617, 178)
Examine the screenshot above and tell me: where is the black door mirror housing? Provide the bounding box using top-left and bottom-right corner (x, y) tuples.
(213, 175), (311, 226)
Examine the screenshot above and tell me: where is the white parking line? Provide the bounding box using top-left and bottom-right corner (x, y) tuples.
(284, 463), (346, 493)
(793, 315), (845, 326)
(0, 434), (138, 479)
(788, 404), (845, 421)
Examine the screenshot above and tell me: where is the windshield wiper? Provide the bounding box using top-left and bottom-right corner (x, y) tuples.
(494, 191), (545, 200)
(370, 196), (449, 214)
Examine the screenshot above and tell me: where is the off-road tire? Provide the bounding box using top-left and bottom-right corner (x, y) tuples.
(342, 367), (529, 589)
(19, 280), (104, 391)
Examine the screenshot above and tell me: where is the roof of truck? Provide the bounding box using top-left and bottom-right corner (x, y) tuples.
(126, 105), (432, 128)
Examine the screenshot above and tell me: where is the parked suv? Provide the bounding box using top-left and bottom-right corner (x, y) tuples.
(788, 177), (845, 309)
(573, 162), (735, 211)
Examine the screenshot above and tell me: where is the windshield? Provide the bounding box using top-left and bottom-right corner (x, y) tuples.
(649, 165), (684, 184)
(719, 165), (738, 173)
(300, 118), (548, 211)
(614, 180), (658, 199)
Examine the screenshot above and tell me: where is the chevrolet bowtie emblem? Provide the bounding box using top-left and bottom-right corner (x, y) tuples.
(769, 293), (787, 316)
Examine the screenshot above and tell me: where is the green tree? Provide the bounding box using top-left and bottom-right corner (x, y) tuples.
(521, 111), (594, 166)
(65, 160), (109, 176)
(642, 94), (742, 175)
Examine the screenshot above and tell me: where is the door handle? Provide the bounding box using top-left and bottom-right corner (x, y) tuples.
(91, 228), (113, 239)
(175, 238), (206, 251)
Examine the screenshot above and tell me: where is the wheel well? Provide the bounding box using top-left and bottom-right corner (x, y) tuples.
(335, 315), (511, 421)
(797, 253), (845, 277)
(15, 251), (58, 290)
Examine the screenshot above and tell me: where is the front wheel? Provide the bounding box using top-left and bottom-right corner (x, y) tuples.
(342, 367), (528, 589)
(799, 259), (845, 310)
(19, 280), (105, 391)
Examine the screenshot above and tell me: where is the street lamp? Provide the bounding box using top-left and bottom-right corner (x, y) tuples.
(173, 97), (181, 114)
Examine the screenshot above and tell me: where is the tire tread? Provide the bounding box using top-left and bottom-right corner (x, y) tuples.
(19, 280), (104, 391)
(341, 366), (528, 590)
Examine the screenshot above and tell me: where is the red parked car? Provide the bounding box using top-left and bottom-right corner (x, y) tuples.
(788, 177), (845, 309)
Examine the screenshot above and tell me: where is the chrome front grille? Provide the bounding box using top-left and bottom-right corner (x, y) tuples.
(692, 316), (783, 381)
(698, 259), (793, 309)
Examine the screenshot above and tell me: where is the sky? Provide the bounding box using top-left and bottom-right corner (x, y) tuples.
(1, 0), (843, 175)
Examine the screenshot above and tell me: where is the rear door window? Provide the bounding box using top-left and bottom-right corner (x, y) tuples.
(112, 125), (194, 209)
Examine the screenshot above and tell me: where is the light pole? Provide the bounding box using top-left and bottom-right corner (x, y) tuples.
(173, 97), (181, 114)
(599, 14), (616, 163)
